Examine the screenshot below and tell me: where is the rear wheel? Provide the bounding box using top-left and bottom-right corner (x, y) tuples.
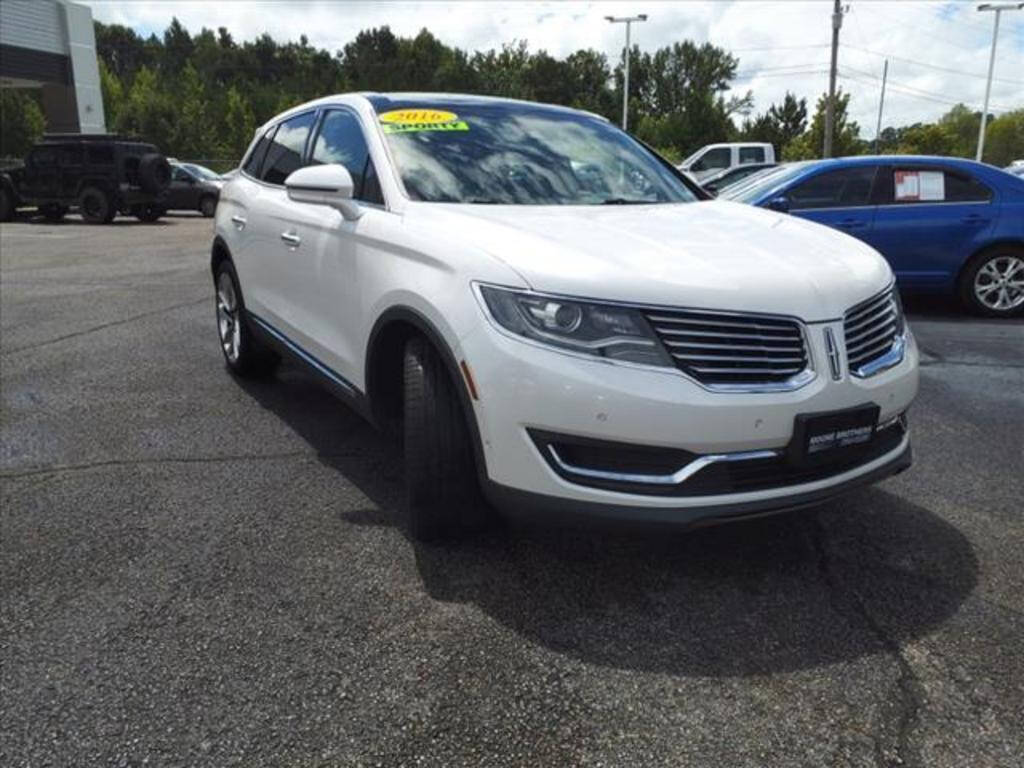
(78, 186), (114, 224)
(402, 335), (489, 542)
(214, 260), (278, 377)
(199, 195), (217, 218)
(134, 204), (163, 222)
(959, 246), (1024, 318)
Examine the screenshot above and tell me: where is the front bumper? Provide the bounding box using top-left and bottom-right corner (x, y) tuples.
(459, 316), (919, 523)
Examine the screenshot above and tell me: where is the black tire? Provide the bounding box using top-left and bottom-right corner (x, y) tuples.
(138, 153), (171, 194)
(40, 204), (67, 222)
(78, 186), (114, 224)
(958, 246), (1024, 318)
(214, 259), (278, 377)
(402, 336), (489, 542)
(0, 186), (13, 222)
(134, 204), (164, 223)
(199, 195), (217, 218)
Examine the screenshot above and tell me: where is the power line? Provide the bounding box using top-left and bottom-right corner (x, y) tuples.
(843, 44), (1024, 86)
(839, 70), (1011, 113)
(842, 64), (1015, 112)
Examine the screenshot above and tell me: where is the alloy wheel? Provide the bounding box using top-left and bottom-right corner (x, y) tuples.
(974, 255), (1024, 312)
(216, 271), (241, 362)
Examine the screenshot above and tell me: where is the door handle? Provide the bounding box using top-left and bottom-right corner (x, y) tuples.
(961, 214), (990, 225)
(838, 218), (866, 229)
(280, 231), (301, 247)
(230, 215), (246, 229)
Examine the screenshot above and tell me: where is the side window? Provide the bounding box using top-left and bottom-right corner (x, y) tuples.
(60, 146), (83, 165)
(691, 147), (730, 172)
(944, 171), (991, 203)
(172, 166), (191, 182)
(890, 167), (990, 204)
(310, 109), (383, 203)
(243, 129), (274, 178)
(739, 146), (765, 164)
(788, 167), (876, 210)
(86, 145), (114, 165)
(260, 112), (315, 185)
(30, 148), (57, 167)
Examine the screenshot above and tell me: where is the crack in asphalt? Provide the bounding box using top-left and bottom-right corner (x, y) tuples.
(0, 450), (362, 481)
(809, 519), (925, 768)
(0, 296), (209, 356)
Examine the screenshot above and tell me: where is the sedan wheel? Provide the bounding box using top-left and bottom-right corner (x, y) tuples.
(968, 252), (1024, 316)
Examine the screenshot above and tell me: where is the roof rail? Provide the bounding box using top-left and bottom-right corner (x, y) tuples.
(41, 133), (145, 142)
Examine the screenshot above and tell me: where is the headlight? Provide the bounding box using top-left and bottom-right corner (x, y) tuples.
(477, 285), (672, 367)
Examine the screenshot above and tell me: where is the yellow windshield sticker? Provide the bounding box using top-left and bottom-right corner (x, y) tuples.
(378, 108), (469, 134)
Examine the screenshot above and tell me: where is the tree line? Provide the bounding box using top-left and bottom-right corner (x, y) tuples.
(1, 19), (1020, 169)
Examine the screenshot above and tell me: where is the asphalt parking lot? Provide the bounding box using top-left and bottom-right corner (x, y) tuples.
(2, 213), (1022, 768)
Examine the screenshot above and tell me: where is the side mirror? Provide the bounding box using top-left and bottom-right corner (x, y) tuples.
(766, 195), (790, 213)
(285, 164), (361, 220)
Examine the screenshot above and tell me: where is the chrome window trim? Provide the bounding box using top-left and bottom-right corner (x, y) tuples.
(471, 281), (819, 394)
(547, 444), (781, 486)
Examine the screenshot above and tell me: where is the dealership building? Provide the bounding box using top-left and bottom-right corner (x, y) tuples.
(0, 0), (105, 133)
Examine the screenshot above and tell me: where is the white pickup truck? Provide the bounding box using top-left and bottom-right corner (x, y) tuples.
(678, 142), (776, 182)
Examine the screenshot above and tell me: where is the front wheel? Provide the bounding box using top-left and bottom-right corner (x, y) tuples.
(402, 336), (489, 542)
(959, 247), (1024, 318)
(214, 260), (278, 377)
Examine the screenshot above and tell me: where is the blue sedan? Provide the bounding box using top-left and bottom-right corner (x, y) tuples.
(721, 156), (1024, 317)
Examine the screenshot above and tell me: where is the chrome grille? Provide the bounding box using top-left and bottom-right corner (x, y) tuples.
(843, 289), (902, 376)
(644, 309), (809, 386)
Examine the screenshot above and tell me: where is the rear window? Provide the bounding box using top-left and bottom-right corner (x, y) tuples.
(87, 146), (115, 165)
(259, 112), (316, 185)
(739, 146), (765, 164)
(243, 130), (273, 178)
(890, 168), (991, 204)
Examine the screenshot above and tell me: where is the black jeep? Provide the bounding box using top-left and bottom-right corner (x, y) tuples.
(0, 134), (172, 224)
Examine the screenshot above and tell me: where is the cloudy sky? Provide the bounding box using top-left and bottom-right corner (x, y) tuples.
(90, 1), (1023, 139)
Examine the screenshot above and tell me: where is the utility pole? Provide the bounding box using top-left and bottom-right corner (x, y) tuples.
(874, 59), (888, 153)
(823, 0), (845, 157)
(605, 14), (648, 131)
(976, 3), (1023, 162)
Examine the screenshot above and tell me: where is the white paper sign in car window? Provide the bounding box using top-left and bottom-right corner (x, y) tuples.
(894, 170), (920, 201)
(918, 171), (945, 201)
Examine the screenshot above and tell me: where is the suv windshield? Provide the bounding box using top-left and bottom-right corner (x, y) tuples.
(373, 101), (698, 205)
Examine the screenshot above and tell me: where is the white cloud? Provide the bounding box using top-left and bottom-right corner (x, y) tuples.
(88, 0), (1024, 140)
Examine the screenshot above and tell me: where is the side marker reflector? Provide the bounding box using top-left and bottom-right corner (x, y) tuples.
(460, 359), (479, 400)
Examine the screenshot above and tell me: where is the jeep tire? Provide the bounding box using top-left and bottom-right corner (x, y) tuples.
(78, 187), (114, 224)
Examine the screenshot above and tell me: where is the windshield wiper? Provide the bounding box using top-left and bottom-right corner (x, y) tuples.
(600, 198), (651, 205)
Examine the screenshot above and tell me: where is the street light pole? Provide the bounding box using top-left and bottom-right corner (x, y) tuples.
(605, 14), (648, 131)
(976, 3), (1023, 162)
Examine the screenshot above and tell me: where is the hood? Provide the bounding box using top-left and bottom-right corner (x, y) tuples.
(411, 200), (892, 321)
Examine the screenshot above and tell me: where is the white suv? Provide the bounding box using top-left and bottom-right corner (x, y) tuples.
(211, 93), (918, 540)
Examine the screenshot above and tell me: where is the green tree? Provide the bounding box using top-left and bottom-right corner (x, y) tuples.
(0, 89), (46, 158)
(785, 89), (864, 160)
(220, 86), (256, 165)
(939, 104), (981, 157)
(98, 58), (124, 127)
(894, 122), (957, 156)
(983, 109), (1024, 167)
(742, 92), (807, 156)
